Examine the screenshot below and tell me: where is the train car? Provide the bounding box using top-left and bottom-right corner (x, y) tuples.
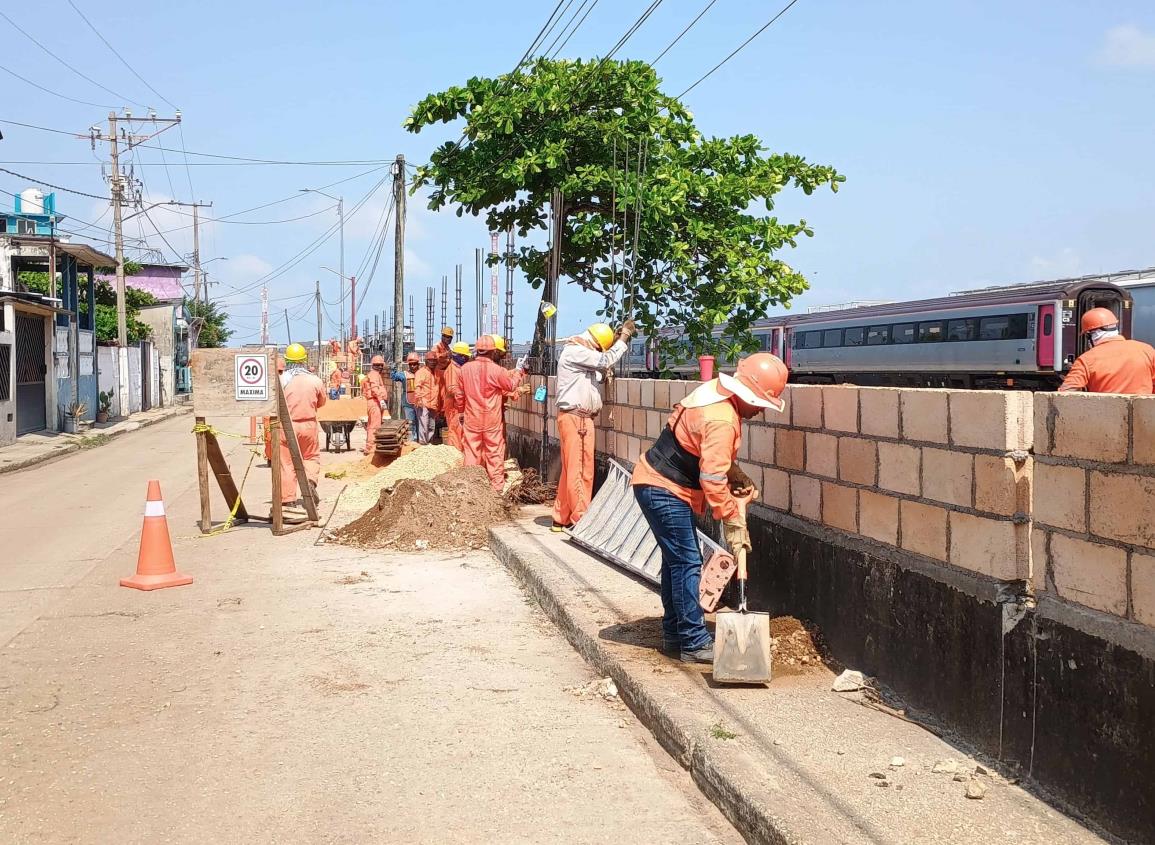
(631, 271), (1136, 390)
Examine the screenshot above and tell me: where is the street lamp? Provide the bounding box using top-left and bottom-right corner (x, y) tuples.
(301, 188), (344, 344)
(321, 265), (357, 340)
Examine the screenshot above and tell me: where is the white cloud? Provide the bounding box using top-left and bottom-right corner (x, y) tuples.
(1029, 248), (1081, 279)
(226, 253), (274, 284)
(1097, 24), (1155, 67)
(405, 248), (431, 277)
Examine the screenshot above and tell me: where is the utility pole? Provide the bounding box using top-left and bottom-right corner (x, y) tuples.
(284, 309), (292, 344)
(505, 228), (515, 353)
(315, 280), (322, 370)
(391, 154), (406, 413)
(260, 286), (269, 346)
(348, 275), (357, 340)
(338, 197), (345, 345)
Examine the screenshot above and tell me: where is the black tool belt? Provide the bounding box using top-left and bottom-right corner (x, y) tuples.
(645, 415), (701, 489)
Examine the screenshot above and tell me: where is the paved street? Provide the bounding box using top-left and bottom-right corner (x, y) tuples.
(0, 420), (739, 843)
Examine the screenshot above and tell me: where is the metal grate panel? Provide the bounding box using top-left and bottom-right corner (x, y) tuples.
(15, 314), (44, 384)
(0, 344), (10, 401)
(568, 459), (726, 585)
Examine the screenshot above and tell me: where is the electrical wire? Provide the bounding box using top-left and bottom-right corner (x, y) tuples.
(0, 166), (107, 200)
(677, 0), (802, 98)
(539, 0), (582, 57)
(0, 62), (114, 109)
(652, 0), (718, 65)
(549, 0), (602, 58)
(118, 143), (394, 165)
(144, 204), (337, 237)
(66, 0), (178, 110)
(0, 10), (146, 107)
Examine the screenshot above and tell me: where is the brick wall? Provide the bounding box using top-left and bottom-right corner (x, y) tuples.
(506, 377), (1155, 636)
(1033, 393), (1155, 624)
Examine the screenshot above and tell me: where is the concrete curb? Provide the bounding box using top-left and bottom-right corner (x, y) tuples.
(0, 406), (193, 476)
(489, 523), (803, 845)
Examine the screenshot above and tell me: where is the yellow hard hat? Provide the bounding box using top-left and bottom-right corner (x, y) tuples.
(588, 323), (614, 351)
(284, 342), (308, 363)
(492, 334), (508, 353)
(450, 341), (471, 356)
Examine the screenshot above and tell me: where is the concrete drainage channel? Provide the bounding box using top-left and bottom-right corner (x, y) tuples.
(489, 521), (803, 845)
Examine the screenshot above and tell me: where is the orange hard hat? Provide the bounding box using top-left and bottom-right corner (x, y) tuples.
(475, 335), (497, 353)
(722, 353), (788, 412)
(441, 326), (454, 337)
(1081, 307), (1118, 333)
(424, 350), (439, 363)
(406, 352), (420, 364)
(370, 354), (385, 365)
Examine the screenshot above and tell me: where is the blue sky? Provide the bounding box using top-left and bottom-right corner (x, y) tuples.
(2, 0), (1153, 346)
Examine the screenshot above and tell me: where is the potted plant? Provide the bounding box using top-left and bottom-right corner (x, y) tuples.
(63, 401), (88, 434)
(97, 391), (113, 423)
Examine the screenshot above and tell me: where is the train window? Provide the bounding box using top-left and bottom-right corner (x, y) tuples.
(978, 314), (1029, 340)
(844, 327), (865, 347)
(947, 318), (977, 341)
(823, 329), (842, 348)
(802, 331), (822, 349)
(1042, 313), (1053, 336)
(760, 334), (772, 350)
(892, 323), (916, 344)
(918, 321), (944, 342)
(866, 325), (890, 346)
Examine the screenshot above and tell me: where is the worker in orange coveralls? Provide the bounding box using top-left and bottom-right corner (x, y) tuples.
(551, 320), (635, 531)
(279, 343), (327, 512)
(1060, 307), (1155, 394)
(457, 335), (527, 491)
(631, 353), (787, 664)
(441, 341), (471, 450)
(328, 362), (350, 394)
(414, 350), (441, 444)
(432, 325), (454, 360)
(360, 355), (389, 455)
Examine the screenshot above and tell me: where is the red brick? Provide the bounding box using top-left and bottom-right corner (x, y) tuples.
(1047, 392), (1130, 463)
(627, 379), (641, 407)
(640, 379), (655, 409)
(805, 432), (839, 479)
(974, 455), (1025, 517)
(1050, 533), (1127, 616)
(822, 386), (858, 433)
(748, 429), (774, 466)
(653, 380), (671, 411)
(775, 429), (805, 471)
(822, 483), (858, 532)
(838, 438), (877, 487)
(646, 410), (662, 440)
(921, 448), (973, 508)
(900, 500), (947, 561)
(859, 490), (899, 546)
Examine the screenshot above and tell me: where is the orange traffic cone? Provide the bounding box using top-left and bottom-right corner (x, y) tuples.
(120, 480), (193, 591)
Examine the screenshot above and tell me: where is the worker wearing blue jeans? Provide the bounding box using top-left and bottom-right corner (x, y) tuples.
(392, 353), (420, 441)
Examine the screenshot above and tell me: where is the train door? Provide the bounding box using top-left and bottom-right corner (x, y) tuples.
(1076, 287), (1128, 356)
(770, 328), (782, 358)
(1037, 304), (1056, 369)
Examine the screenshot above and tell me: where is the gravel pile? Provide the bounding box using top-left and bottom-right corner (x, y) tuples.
(328, 444), (462, 528)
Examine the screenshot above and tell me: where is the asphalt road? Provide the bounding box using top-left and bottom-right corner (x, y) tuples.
(0, 418), (739, 843)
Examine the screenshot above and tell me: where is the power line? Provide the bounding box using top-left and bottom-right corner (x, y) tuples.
(652, 0), (718, 65)
(549, 0), (602, 58)
(145, 204), (337, 236)
(0, 9), (146, 107)
(539, 0), (582, 57)
(677, 0), (802, 98)
(66, 0), (177, 110)
(0, 62), (113, 109)
(118, 143), (394, 165)
(0, 166), (108, 200)
(0, 159), (390, 168)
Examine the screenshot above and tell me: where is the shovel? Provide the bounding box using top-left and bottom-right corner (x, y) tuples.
(713, 500), (771, 684)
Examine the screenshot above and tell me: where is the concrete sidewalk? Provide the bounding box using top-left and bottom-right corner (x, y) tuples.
(490, 511), (1113, 845)
(0, 404), (193, 475)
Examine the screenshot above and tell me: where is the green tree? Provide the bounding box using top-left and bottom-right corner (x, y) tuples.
(405, 57), (843, 363)
(17, 267), (155, 343)
(186, 297), (233, 348)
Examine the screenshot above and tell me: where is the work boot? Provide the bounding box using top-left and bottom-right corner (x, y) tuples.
(679, 645), (714, 664)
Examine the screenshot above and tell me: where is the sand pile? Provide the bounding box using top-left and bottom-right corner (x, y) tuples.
(333, 465), (517, 551)
(770, 616), (826, 672)
(329, 444), (463, 527)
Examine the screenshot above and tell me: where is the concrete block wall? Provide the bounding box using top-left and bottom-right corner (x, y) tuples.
(1033, 393), (1155, 623)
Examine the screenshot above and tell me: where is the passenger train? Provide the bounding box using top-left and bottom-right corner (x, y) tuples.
(624, 273), (1137, 390)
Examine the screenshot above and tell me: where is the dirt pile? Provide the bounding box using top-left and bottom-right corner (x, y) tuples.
(329, 444), (463, 527)
(333, 465), (517, 551)
(770, 616), (827, 672)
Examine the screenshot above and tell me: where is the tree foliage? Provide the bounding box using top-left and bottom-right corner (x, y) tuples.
(16, 269), (155, 343)
(405, 58), (843, 361)
(185, 297), (233, 348)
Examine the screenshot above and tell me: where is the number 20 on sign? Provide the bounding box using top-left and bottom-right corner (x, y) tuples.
(234, 353), (269, 401)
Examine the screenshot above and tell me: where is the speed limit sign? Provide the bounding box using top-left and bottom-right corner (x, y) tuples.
(234, 353), (269, 401)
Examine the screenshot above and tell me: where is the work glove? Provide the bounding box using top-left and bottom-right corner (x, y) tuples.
(618, 319), (637, 341)
(727, 464), (756, 497)
(379, 399), (388, 410)
(723, 518), (752, 554)
(515, 354), (529, 371)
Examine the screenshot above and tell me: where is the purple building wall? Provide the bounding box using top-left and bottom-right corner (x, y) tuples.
(95, 263), (187, 303)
